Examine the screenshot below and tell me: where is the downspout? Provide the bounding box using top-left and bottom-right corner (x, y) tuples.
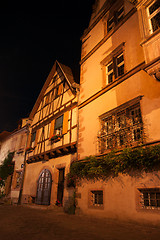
(18, 123), (30, 205)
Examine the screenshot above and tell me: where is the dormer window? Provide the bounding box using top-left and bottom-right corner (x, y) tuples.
(147, 0), (160, 33)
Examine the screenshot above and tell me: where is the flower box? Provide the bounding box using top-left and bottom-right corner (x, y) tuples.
(26, 147), (34, 152)
(50, 134), (62, 142)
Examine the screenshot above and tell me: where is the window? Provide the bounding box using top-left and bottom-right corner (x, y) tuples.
(91, 191), (103, 206)
(139, 188), (160, 209)
(54, 115), (64, 135)
(106, 52), (124, 85)
(49, 111), (69, 141)
(98, 101), (143, 153)
(147, 0), (160, 33)
(115, 53), (124, 78)
(107, 6), (124, 33)
(106, 61), (114, 84)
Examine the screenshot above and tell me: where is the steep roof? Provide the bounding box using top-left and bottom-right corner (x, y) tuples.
(29, 60), (79, 120)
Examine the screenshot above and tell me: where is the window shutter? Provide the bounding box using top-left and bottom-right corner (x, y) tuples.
(49, 119), (55, 140)
(63, 111), (69, 135)
(58, 83), (63, 95)
(34, 129), (40, 146)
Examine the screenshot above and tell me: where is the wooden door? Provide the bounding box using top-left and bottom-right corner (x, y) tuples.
(57, 168), (65, 204)
(36, 169), (52, 205)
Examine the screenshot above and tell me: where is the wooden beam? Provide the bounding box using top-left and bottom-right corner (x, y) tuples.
(63, 147), (69, 153)
(44, 154), (49, 161)
(56, 149), (62, 155)
(50, 151), (55, 158)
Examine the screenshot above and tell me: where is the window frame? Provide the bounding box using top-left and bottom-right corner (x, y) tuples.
(147, 0), (160, 34)
(101, 42), (125, 88)
(105, 51), (125, 86)
(54, 115), (64, 135)
(138, 188), (160, 210)
(106, 61), (114, 84)
(88, 189), (104, 209)
(92, 190), (103, 206)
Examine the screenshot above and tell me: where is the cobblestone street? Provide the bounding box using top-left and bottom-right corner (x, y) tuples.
(0, 205), (160, 240)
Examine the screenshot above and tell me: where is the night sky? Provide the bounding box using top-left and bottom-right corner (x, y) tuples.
(0, 0), (95, 132)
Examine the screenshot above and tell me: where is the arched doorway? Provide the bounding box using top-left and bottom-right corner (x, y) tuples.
(36, 169), (52, 205)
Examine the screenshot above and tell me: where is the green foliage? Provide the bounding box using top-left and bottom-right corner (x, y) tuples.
(0, 152), (14, 186)
(67, 145), (160, 187)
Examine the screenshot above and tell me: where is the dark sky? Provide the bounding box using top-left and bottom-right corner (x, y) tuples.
(0, 0), (95, 132)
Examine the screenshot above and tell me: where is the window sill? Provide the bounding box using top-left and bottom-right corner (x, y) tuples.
(140, 28), (160, 46)
(50, 134), (63, 143)
(88, 205), (104, 210)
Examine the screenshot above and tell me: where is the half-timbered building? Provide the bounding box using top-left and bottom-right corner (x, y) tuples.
(22, 61), (79, 206)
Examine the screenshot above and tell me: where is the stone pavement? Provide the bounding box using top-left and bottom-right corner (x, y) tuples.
(0, 205), (160, 240)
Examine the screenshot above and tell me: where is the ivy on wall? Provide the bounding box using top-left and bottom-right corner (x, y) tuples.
(0, 152), (14, 188)
(67, 145), (160, 187)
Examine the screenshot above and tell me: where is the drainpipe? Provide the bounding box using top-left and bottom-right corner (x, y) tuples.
(18, 123), (30, 205)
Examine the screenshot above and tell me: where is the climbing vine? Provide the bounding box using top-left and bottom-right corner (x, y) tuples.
(67, 145), (160, 187)
(0, 152), (14, 188)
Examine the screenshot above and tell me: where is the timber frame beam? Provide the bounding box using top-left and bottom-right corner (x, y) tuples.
(26, 142), (77, 164)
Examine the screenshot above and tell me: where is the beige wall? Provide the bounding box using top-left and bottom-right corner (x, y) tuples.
(76, 171), (160, 224)
(22, 154), (75, 204)
(78, 70), (160, 159)
(80, 11), (144, 105)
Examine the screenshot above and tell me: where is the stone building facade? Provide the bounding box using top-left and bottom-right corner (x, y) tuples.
(76, 0), (160, 224)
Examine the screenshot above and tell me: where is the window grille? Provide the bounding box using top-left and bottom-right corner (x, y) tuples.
(91, 191), (103, 206)
(139, 188), (160, 209)
(98, 103), (143, 153)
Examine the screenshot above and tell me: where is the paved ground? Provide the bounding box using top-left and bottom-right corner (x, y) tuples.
(0, 205), (160, 240)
